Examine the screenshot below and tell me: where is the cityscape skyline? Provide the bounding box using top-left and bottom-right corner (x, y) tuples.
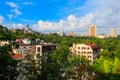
(0, 0), (120, 34)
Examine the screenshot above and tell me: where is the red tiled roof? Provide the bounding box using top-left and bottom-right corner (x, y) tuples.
(16, 39), (23, 43)
(85, 44), (100, 51)
(18, 43), (32, 46)
(12, 54), (23, 59)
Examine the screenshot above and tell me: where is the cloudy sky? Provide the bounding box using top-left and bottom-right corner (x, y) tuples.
(0, 0), (120, 34)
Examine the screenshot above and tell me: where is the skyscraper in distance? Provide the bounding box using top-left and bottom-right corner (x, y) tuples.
(89, 24), (96, 37)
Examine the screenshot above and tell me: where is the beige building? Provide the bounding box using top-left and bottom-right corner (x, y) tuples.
(70, 44), (100, 64)
(0, 40), (10, 46)
(111, 28), (117, 37)
(89, 24), (96, 37)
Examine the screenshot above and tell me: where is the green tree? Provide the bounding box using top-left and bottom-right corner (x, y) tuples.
(65, 55), (95, 80)
(114, 49), (120, 58)
(0, 45), (18, 80)
(18, 54), (42, 80)
(112, 57), (120, 73)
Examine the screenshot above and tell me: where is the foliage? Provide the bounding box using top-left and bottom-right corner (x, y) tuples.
(18, 54), (42, 80)
(1, 25), (120, 79)
(0, 45), (18, 80)
(65, 55), (95, 80)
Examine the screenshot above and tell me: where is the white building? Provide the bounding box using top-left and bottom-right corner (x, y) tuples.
(111, 28), (117, 37)
(58, 31), (66, 36)
(70, 43), (100, 64)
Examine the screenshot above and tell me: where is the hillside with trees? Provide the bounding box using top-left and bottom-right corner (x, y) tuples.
(0, 25), (120, 79)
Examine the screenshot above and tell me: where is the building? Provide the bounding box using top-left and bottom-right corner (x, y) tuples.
(14, 39), (56, 60)
(34, 43), (56, 60)
(23, 24), (33, 33)
(89, 24), (96, 37)
(111, 28), (117, 37)
(70, 43), (100, 64)
(96, 34), (110, 39)
(0, 40), (10, 46)
(58, 31), (66, 36)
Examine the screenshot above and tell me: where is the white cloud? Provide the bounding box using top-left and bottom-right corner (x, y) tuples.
(0, 15), (4, 24)
(57, 0), (120, 34)
(67, 15), (77, 22)
(6, 2), (18, 8)
(5, 0), (120, 34)
(94, 0), (120, 24)
(11, 8), (22, 15)
(33, 13), (94, 33)
(6, 1), (22, 19)
(83, 0), (120, 33)
(7, 14), (13, 20)
(79, 13), (94, 27)
(10, 23), (24, 29)
(23, 2), (34, 5)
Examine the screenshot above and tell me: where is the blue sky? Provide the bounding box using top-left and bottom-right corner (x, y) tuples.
(0, 0), (120, 34)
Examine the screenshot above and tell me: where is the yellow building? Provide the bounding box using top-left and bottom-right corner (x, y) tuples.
(89, 24), (96, 37)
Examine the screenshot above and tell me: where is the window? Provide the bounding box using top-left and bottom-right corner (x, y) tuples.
(88, 47), (89, 49)
(89, 52), (92, 54)
(37, 47), (41, 52)
(75, 50), (76, 53)
(89, 56), (92, 58)
(78, 51), (80, 53)
(88, 55), (92, 58)
(78, 47), (80, 49)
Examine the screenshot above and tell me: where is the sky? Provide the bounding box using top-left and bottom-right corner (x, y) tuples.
(0, 0), (120, 34)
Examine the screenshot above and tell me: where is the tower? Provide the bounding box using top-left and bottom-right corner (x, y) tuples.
(111, 28), (117, 37)
(89, 24), (96, 37)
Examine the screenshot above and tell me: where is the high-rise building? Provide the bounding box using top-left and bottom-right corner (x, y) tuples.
(89, 24), (96, 37)
(111, 28), (117, 37)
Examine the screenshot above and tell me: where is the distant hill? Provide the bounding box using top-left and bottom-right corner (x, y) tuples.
(0, 25), (11, 40)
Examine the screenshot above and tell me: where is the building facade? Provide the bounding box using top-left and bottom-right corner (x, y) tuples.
(89, 24), (96, 37)
(111, 28), (117, 37)
(70, 44), (100, 64)
(35, 43), (56, 60)
(14, 39), (56, 60)
(0, 40), (10, 46)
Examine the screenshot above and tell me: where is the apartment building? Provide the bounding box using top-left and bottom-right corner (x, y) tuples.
(89, 24), (96, 37)
(70, 43), (100, 64)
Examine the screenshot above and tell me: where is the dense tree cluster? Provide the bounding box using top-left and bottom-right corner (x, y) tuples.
(0, 25), (120, 79)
